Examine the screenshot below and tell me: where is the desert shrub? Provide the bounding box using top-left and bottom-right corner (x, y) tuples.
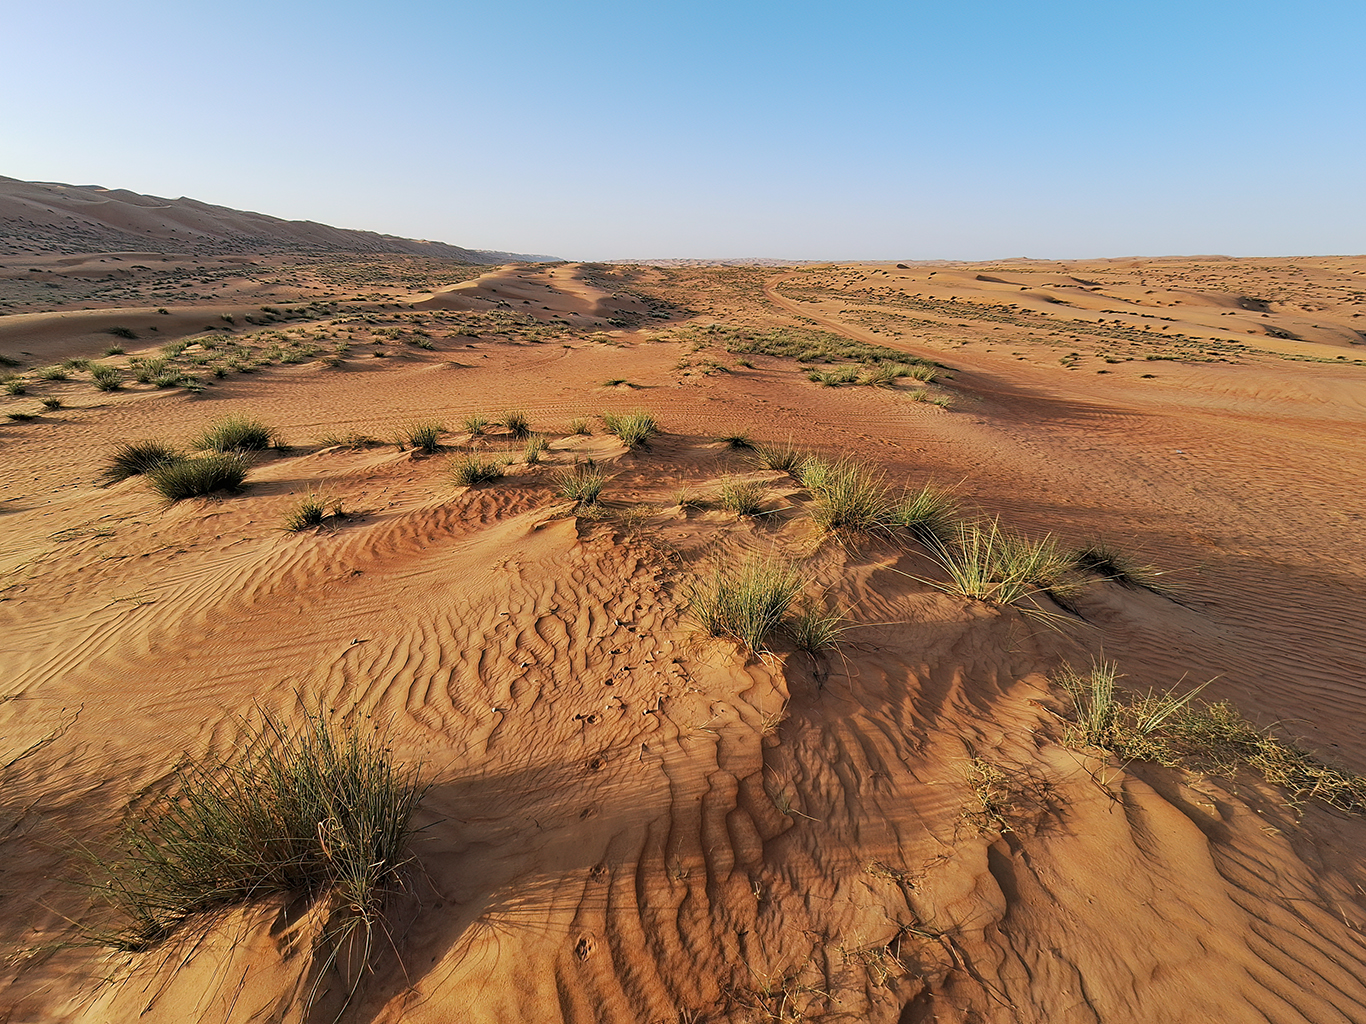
(686, 554), (802, 654)
(603, 409), (657, 449)
(568, 417), (591, 436)
(40, 396), (62, 410)
(146, 453), (248, 500)
(90, 364), (122, 391)
(283, 492), (342, 531)
(461, 413), (489, 436)
(91, 710), (425, 1006)
(104, 345), (125, 356)
(451, 453), (504, 486)
(191, 415), (274, 453)
(786, 599), (846, 654)
(1071, 542), (1162, 591)
(559, 464), (606, 509)
(502, 410), (532, 439)
(400, 421), (444, 454)
(63, 358), (92, 371)
(106, 326), (138, 340)
(37, 366), (69, 382)
(135, 357), (170, 384)
(522, 433), (548, 464)
(887, 484), (959, 547)
(103, 439), (184, 482)
(719, 478), (766, 516)
(4, 378), (26, 396)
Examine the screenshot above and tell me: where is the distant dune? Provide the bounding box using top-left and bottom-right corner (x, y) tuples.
(0, 176), (558, 263)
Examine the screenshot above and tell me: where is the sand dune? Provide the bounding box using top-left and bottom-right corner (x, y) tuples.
(2, 250), (1365, 1022)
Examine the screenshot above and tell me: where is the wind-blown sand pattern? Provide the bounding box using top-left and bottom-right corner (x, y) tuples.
(3, 229), (1366, 1022)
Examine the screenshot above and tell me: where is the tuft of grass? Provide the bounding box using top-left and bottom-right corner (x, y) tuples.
(91, 712), (425, 1014)
(602, 409), (657, 449)
(1071, 541), (1163, 591)
(400, 420), (444, 454)
(786, 599), (846, 654)
(103, 439), (184, 482)
(686, 554), (803, 654)
(146, 453), (248, 501)
(106, 326), (138, 340)
(104, 344), (125, 356)
(754, 440), (804, 474)
(37, 366), (69, 382)
(887, 484), (960, 548)
(6, 411), (36, 422)
(522, 433), (548, 464)
(283, 492), (343, 531)
(461, 412), (489, 436)
(923, 519), (1079, 609)
(601, 378), (629, 387)
(191, 415), (275, 453)
(502, 410), (532, 439)
(90, 364), (122, 391)
(4, 378), (26, 396)
(559, 463), (607, 510)
(717, 429), (754, 450)
(905, 363), (938, 383)
(40, 396), (63, 411)
(451, 453), (504, 486)
(804, 459), (891, 534)
(719, 478), (766, 516)
(568, 417), (591, 436)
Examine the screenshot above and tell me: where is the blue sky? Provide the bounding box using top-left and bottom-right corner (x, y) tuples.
(4, 1), (1363, 260)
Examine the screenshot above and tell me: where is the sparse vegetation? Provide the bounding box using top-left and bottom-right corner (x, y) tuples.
(922, 519), (1079, 609)
(103, 439), (184, 482)
(568, 417), (591, 435)
(461, 413), (489, 436)
(146, 452), (248, 501)
(687, 554), (803, 654)
(40, 396), (62, 411)
(803, 458), (890, 533)
(451, 453), (505, 486)
(400, 420), (444, 454)
(522, 433), (548, 464)
(502, 410), (532, 439)
(786, 599), (846, 654)
(106, 326), (138, 340)
(887, 484), (959, 547)
(719, 478), (766, 517)
(754, 440), (804, 474)
(191, 415), (275, 453)
(1071, 541), (1163, 591)
(283, 492), (344, 531)
(91, 711), (425, 1014)
(603, 409), (658, 449)
(559, 463), (607, 510)
(4, 378), (26, 396)
(716, 429), (754, 450)
(90, 364), (122, 391)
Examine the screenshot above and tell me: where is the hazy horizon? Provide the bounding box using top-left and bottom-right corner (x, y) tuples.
(4, 0), (1363, 262)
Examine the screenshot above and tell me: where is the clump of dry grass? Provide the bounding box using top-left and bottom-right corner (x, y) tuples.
(90, 712), (426, 1013)
(1070, 541), (1164, 591)
(146, 453), (248, 501)
(602, 409), (657, 449)
(923, 519), (1079, 609)
(719, 478), (766, 516)
(754, 440), (804, 474)
(1056, 661), (1366, 813)
(559, 463), (607, 510)
(399, 421), (444, 454)
(687, 554), (803, 654)
(191, 415), (276, 453)
(283, 492), (344, 531)
(451, 453), (505, 486)
(103, 440), (183, 483)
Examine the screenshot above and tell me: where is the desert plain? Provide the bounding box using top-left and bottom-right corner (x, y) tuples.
(2, 184), (1366, 1023)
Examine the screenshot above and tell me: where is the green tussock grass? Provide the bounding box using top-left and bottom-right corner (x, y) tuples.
(786, 599), (846, 654)
(90, 364), (122, 391)
(568, 417), (591, 436)
(522, 434), (548, 464)
(687, 554), (803, 654)
(399, 420), (444, 454)
(559, 463), (607, 510)
(451, 453), (505, 486)
(191, 415), (275, 453)
(923, 518), (1079, 608)
(461, 413), (489, 436)
(103, 439), (184, 483)
(886, 484), (960, 548)
(1070, 541), (1164, 592)
(603, 409), (657, 449)
(146, 453), (248, 501)
(502, 410), (532, 439)
(719, 478), (767, 517)
(753, 440), (804, 474)
(283, 493), (343, 531)
(716, 429), (754, 450)
(802, 458), (891, 533)
(90, 712), (425, 1013)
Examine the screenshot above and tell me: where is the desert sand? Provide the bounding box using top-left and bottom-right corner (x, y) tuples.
(3, 234), (1366, 1023)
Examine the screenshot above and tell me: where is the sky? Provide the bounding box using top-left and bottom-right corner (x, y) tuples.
(3, 0), (1363, 261)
